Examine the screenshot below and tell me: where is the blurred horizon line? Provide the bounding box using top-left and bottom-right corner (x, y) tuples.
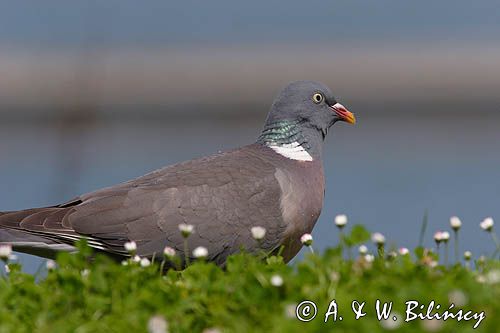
(1, 43), (499, 120)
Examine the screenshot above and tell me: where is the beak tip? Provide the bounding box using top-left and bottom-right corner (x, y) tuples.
(348, 114), (356, 125)
(332, 102), (356, 125)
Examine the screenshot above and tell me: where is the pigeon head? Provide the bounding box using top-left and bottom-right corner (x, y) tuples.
(266, 81), (355, 129)
(258, 81), (355, 161)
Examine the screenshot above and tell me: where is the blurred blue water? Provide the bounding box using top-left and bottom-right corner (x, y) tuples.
(1, 112), (499, 273)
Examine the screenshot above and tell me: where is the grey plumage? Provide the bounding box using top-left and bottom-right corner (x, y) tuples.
(0, 81), (355, 266)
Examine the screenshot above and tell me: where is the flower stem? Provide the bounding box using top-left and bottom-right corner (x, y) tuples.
(159, 259), (166, 275)
(436, 243), (440, 264)
(444, 242), (449, 266)
(377, 244), (385, 258)
(338, 229), (344, 256)
(453, 231), (459, 264)
(183, 239), (190, 267)
(491, 232), (500, 258)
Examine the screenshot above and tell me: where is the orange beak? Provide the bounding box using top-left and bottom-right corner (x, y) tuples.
(331, 103), (356, 125)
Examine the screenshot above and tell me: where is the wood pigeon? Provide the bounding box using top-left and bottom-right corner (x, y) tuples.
(0, 81), (355, 266)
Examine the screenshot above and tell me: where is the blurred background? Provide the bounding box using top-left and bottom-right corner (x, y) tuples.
(1, 1), (499, 273)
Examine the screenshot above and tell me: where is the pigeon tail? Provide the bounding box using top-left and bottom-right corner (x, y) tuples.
(0, 226), (75, 259)
(0, 208), (78, 259)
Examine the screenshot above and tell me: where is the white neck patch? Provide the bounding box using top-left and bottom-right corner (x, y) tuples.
(267, 141), (313, 161)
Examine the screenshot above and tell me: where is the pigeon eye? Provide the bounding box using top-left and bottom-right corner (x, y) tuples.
(312, 93), (324, 104)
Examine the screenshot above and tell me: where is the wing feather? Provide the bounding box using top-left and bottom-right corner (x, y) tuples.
(1, 145), (288, 264)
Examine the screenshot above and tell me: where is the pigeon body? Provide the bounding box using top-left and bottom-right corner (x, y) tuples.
(0, 81), (355, 266)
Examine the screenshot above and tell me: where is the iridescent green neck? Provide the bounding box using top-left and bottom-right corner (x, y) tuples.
(256, 120), (311, 150)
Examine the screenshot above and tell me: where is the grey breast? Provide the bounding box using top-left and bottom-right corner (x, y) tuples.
(269, 155), (325, 261)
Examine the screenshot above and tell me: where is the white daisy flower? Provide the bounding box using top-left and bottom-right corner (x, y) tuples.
(364, 254), (375, 263)
(270, 274), (283, 287)
(163, 246), (176, 258)
(147, 315), (168, 333)
(251, 226), (266, 240)
(334, 214), (348, 228)
(358, 244), (368, 255)
(448, 290), (468, 307)
(480, 217), (494, 231)
(450, 216), (462, 230)
(421, 318), (443, 332)
(387, 251), (398, 259)
(124, 241), (137, 253)
(0, 244), (12, 260)
(178, 223), (194, 238)
(433, 231), (443, 243)
(371, 232), (386, 245)
(193, 246), (208, 259)
(45, 259), (56, 271)
(140, 258), (151, 267)
(398, 247), (410, 255)
(380, 311), (402, 330)
(485, 269), (500, 284)
(300, 233), (313, 246)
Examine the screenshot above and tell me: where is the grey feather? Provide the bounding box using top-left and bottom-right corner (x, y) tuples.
(0, 81), (354, 265)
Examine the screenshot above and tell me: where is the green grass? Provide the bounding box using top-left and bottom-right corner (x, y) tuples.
(0, 225), (499, 333)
